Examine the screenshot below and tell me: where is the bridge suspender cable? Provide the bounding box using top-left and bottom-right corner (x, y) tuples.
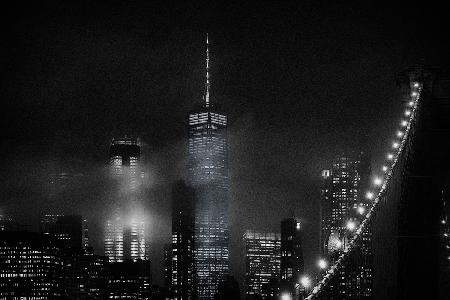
(304, 81), (423, 299)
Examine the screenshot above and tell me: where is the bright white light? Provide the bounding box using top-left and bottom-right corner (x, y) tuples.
(442, 220), (447, 224)
(346, 220), (356, 231)
(296, 222), (301, 230)
(373, 177), (383, 186)
(300, 276), (311, 288)
(387, 153), (394, 160)
(411, 91), (418, 97)
(397, 131), (403, 137)
(382, 166), (388, 172)
(366, 191), (374, 200)
(335, 240), (342, 248)
(281, 293), (291, 300)
(413, 82), (419, 88)
(392, 142), (399, 149)
(318, 259), (328, 270)
(408, 101), (415, 107)
(405, 110), (411, 116)
(401, 120), (408, 127)
(357, 206), (366, 215)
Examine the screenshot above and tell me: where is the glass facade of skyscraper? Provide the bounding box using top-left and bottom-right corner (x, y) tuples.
(188, 109), (229, 299)
(243, 230), (281, 299)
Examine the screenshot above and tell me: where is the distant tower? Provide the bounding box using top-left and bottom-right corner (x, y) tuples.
(243, 230), (281, 299)
(320, 152), (373, 298)
(188, 34), (229, 299)
(280, 218), (304, 298)
(171, 180), (196, 300)
(105, 137), (147, 262)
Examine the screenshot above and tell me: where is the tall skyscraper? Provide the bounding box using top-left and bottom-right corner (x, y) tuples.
(171, 180), (196, 300)
(243, 230), (281, 299)
(105, 137), (147, 263)
(188, 35), (229, 299)
(280, 217), (304, 298)
(320, 152), (372, 299)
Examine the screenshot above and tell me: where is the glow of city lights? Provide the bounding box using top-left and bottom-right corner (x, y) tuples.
(281, 293), (292, 300)
(366, 191), (374, 200)
(346, 220), (356, 231)
(382, 165), (388, 172)
(335, 240), (342, 248)
(408, 101), (415, 107)
(392, 142), (399, 149)
(411, 91), (418, 97)
(397, 131), (403, 137)
(405, 110), (411, 116)
(387, 153), (394, 160)
(442, 220), (447, 224)
(357, 206), (366, 215)
(373, 177), (383, 186)
(413, 82), (419, 88)
(318, 259), (328, 270)
(401, 120), (408, 127)
(300, 276), (311, 288)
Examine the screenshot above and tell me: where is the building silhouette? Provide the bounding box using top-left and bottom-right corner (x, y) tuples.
(171, 180), (196, 299)
(243, 230), (281, 299)
(280, 217), (304, 298)
(188, 35), (229, 299)
(40, 214), (85, 249)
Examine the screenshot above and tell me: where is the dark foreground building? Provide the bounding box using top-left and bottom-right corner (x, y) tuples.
(0, 231), (64, 298)
(106, 259), (151, 299)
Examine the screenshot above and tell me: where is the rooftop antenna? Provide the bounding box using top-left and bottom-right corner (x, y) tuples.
(205, 33), (210, 108)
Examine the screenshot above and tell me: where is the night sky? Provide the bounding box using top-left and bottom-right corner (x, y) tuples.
(1, 1), (449, 284)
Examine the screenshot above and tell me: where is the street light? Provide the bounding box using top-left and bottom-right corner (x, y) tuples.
(373, 177), (382, 186)
(357, 206), (366, 215)
(317, 258), (328, 270)
(281, 293), (292, 300)
(300, 276), (311, 289)
(346, 220), (356, 231)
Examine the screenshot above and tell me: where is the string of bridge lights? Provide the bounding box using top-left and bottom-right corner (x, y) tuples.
(303, 81), (422, 300)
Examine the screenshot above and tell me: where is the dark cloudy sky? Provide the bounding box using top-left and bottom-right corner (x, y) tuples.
(1, 0), (449, 285)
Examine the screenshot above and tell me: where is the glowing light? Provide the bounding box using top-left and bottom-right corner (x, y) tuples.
(382, 166), (388, 172)
(405, 110), (411, 116)
(346, 220), (356, 231)
(387, 153), (394, 160)
(411, 91), (418, 97)
(300, 276), (311, 288)
(318, 259), (328, 270)
(408, 101), (415, 107)
(281, 293), (292, 300)
(366, 191), (374, 200)
(392, 142), (399, 149)
(373, 177), (383, 186)
(442, 220), (446, 224)
(296, 222), (301, 230)
(397, 131), (403, 137)
(413, 82), (419, 88)
(357, 206), (366, 215)
(335, 240), (342, 248)
(401, 120), (408, 127)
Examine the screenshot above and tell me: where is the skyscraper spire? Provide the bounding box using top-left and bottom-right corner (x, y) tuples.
(205, 33), (210, 108)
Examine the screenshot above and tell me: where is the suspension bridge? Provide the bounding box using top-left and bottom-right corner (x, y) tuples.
(304, 67), (450, 300)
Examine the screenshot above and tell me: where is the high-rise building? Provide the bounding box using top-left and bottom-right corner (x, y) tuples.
(40, 214), (84, 249)
(243, 230), (281, 299)
(280, 217), (304, 298)
(171, 180), (196, 300)
(0, 231), (64, 298)
(163, 243), (172, 291)
(320, 152), (372, 299)
(188, 35), (229, 299)
(106, 260), (151, 299)
(105, 137), (147, 263)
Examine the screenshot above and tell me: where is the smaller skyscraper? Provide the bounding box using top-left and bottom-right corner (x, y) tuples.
(171, 180), (196, 300)
(0, 231), (64, 298)
(40, 214), (84, 249)
(243, 230), (281, 299)
(106, 260), (151, 299)
(280, 217), (304, 298)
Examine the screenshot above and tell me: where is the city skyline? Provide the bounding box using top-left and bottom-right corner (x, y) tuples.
(1, 1), (450, 293)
